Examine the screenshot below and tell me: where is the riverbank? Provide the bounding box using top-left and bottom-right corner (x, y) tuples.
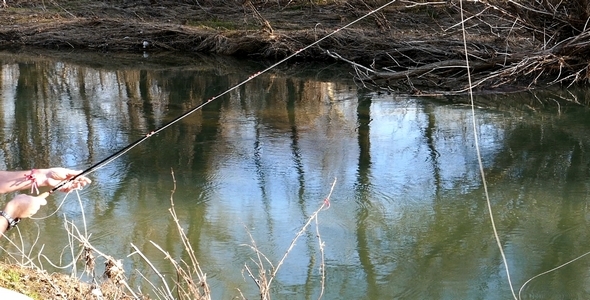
(0, 262), (140, 299)
(1, 0), (588, 94)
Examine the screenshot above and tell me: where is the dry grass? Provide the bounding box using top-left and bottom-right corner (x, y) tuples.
(242, 179), (334, 300)
(0, 171), (334, 299)
(129, 170), (211, 300)
(343, 0), (590, 94)
(2, 1), (588, 94)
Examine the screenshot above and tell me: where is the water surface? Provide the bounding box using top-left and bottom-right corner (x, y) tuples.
(0, 50), (589, 299)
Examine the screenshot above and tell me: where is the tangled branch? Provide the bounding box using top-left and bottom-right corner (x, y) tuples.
(331, 0), (590, 95)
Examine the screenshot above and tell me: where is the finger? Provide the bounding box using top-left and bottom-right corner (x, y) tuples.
(29, 198), (47, 217)
(66, 170), (84, 178)
(49, 168), (78, 180)
(57, 182), (72, 192)
(82, 177), (91, 184)
(29, 209), (39, 218)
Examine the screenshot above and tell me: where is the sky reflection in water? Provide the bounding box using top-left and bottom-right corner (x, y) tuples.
(0, 52), (589, 299)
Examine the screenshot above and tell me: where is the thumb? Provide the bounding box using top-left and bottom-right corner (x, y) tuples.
(37, 197), (48, 206)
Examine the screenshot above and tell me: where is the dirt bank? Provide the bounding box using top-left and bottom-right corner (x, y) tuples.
(0, 262), (141, 300)
(3, 0), (588, 94)
(0, 0), (402, 59)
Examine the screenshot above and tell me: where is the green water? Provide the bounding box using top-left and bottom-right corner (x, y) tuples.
(0, 50), (590, 299)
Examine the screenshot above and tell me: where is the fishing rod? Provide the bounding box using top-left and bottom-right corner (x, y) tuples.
(39, 0), (398, 198)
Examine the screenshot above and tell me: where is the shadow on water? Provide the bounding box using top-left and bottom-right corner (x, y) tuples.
(3, 49), (590, 299)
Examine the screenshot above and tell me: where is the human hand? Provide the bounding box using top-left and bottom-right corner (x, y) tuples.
(38, 168), (92, 192)
(4, 194), (47, 219)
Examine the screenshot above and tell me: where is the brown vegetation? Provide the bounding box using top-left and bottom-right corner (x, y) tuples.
(336, 0), (590, 95)
(0, 262), (139, 299)
(0, 0), (588, 95)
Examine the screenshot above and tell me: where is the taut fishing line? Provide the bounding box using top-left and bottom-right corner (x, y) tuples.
(458, 1), (590, 298)
(459, 0), (517, 299)
(41, 0), (399, 199)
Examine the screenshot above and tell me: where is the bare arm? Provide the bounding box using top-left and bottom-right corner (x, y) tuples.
(0, 168), (91, 234)
(0, 168), (91, 194)
(0, 194), (47, 233)
(0, 170), (41, 194)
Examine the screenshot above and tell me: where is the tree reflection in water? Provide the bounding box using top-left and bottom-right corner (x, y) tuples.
(0, 51), (589, 299)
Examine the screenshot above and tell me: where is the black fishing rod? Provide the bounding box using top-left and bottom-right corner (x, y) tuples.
(39, 0), (398, 198)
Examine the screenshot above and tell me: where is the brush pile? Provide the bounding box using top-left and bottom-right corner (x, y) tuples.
(0, 0), (588, 94)
(344, 0), (590, 94)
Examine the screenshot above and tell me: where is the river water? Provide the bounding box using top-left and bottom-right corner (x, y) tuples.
(1, 50), (590, 299)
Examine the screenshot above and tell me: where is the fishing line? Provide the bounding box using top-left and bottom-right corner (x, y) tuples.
(459, 3), (590, 298)
(32, 189), (89, 236)
(517, 250), (590, 299)
(459, 0), (517, 299)
(31, 192), (72, 219)
(41, 0), (399, 198)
